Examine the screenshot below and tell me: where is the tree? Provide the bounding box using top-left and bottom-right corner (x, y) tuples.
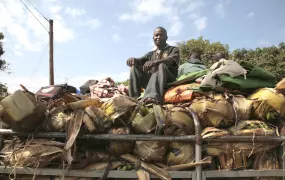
(0, 32), (9, 97)
(231, 44), (285, 81)
(116, 79), (130, 86)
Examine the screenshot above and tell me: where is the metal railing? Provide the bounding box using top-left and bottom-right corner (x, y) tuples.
(0, 110), (285, 179)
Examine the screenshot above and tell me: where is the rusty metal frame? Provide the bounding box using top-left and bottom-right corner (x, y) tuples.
(1, 109), (285, 179)
(0, 112), (201, 180)
(0, 129), (196, 142)
(188, 108), (202, 180)
(0, 167), (196, 179)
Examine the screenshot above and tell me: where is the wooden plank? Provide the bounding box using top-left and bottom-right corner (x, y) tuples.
(0, 167), (193, 178)
(204, 170), (285, 177)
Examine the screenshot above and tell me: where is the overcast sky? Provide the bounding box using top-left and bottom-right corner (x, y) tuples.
(0, 0), (285, 93)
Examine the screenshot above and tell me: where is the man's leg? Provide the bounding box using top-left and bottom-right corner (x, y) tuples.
(142, 64), (176, 103)
(128, 66), (150, 98)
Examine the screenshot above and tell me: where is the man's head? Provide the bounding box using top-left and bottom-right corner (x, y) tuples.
(153, 27), (168, 48)
(189, 51), (201, 60)
(212, 52), (227, 61)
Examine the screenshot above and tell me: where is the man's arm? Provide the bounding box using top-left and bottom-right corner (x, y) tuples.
(127, 52), (151, 67)
(136, 52), (152, 65)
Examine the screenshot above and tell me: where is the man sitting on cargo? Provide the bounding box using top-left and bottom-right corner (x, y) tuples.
(126, 27), (180, 104)
(177, 51), (206, 78)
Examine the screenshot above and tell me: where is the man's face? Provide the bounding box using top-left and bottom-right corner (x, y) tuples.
(153, 28), (167, 47)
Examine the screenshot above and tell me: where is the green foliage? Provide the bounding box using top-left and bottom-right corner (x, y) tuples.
(0, 32), (9, 96)
(0, 83), (9, 97)
(177, 36), (229, 67)
(177, 36), (285, 81)
(0, 33), (8, 72)
(230, 43), (285, 81)
(116, 79), (130, 86)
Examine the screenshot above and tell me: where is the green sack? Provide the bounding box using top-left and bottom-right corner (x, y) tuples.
(168, 69), (209, 87)
(219, 75), (276, 92)
(201, 61), (276, 93)
(240, 61), (277, 81)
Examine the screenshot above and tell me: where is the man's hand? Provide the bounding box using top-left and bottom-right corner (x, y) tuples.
(143, 61), (158, 72)
(126, 57), (137, 67)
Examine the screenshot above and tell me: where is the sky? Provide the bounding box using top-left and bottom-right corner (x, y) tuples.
(0, 0), (285, 93)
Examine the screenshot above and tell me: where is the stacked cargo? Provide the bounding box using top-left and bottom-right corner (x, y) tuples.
(0, 62), (285, 179)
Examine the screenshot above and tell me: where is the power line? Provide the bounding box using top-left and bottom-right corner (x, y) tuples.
(30, 43), (49, 78)
(4, 84), (40, 90)
(19, 0), (49, 33)
(26, 0), (49, 21)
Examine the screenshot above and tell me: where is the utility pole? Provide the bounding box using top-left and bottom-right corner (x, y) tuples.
(49, 19), (54, 85)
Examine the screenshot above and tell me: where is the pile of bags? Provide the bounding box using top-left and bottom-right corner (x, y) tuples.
(0, 90), (196, 179)
(0, 60), (285, 180)
(163, 59), (285, 180)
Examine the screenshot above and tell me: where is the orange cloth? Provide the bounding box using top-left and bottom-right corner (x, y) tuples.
(164, 83), (201, 103)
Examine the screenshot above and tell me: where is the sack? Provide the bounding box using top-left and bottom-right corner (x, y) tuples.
(248, 88), (285, 121)
(101, 95), (137, 125)
(201, 59), (247, 88)
(205, 142), (233, 157)
(164, 107), (194, 135)
(253, 151), (281, 180)
(202, 127), (230, 139)
(229, 120), (279, 156)
(0, 139), (63, 168)
(211, 61), (276, 93)
(164, 83), (201, 103)
(133, 141), (167, 162)
(202, 128), (251, 170)
(166, 142), (194, 165)
(170, 69), (209, 87)
(202, 128), (232, 156)
(0, 90), (46, 132)
(190, 95), (235, 128)
(71, 148), (110, 169)
(107, 127), (133, 156)
(229, 120), (278, 136)
(84, 106), (112, 133)
(43, 106), (71, 132)
(232, 95), (253, 121)
(131, 106), (156, 134)
(216, 151), (250, 170)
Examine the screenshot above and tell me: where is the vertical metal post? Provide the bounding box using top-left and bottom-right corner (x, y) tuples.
(282, 142), (285, 180)
(187, 108), (202, 180)
(202, 172), (207, 180)
(0, 122), (2, 150)
(191, 171), (196, 180)
(49, 19), (54, 85)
